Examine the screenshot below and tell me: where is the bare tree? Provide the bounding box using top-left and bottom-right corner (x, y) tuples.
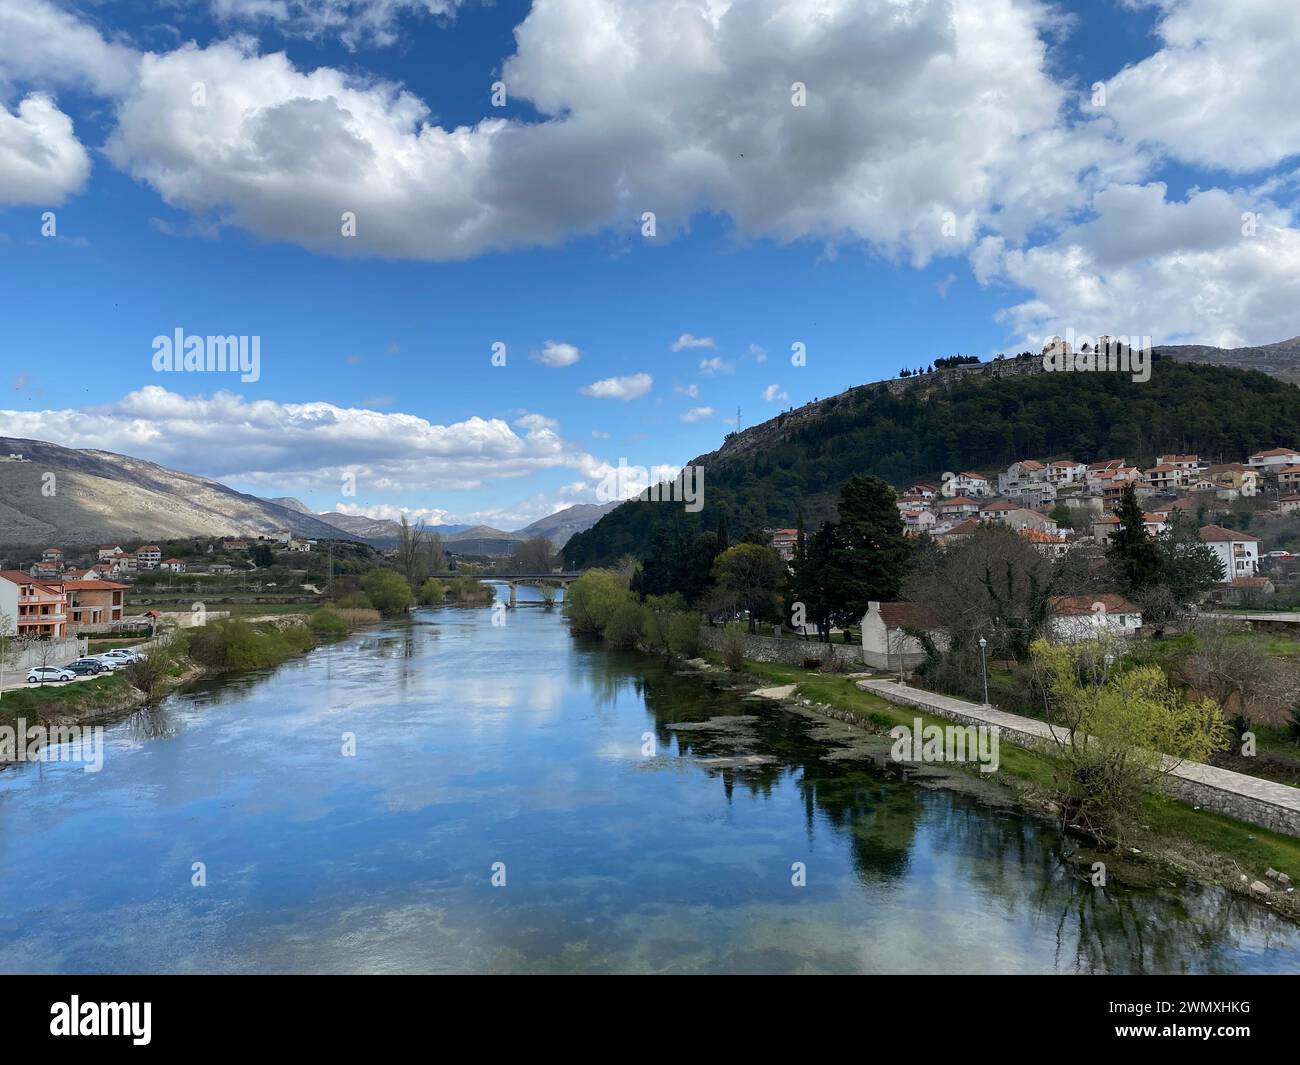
(396, 515), (433, 589)
(1180, 618), (1293, 733)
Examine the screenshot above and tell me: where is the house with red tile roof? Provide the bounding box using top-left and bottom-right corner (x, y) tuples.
(1200, 525), (1261, 579)
(0, 570), (68, 638)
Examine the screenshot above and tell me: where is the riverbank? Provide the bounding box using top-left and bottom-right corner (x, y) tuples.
(0, 610), (364, 760)
(680, 651), (1300, 924)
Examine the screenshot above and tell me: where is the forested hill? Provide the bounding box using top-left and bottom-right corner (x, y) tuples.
(563, 355), (1300, 568)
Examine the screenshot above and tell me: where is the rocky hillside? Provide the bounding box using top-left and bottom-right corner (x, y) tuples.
(0, 437), (354, 546)
(1157, 336), (1300, 385)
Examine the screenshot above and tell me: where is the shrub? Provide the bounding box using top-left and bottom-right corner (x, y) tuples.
(418, 577), (446, 605)
(563, 570), (626, 634)
(308, 606), (349, 636)
(335, 591), (374, 610)
(604, 602), (645, 648)
(362, 569), (415, 615)
(124, 651), (171, 695)
(721, 627), (746, 672)
(667, 611), (702, 657)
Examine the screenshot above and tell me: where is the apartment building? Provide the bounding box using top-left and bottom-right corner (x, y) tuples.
(0, 570), (68, 638)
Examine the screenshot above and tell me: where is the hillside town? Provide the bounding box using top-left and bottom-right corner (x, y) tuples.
(770, 445), (1300, 621)
(0, 532), (316, 641)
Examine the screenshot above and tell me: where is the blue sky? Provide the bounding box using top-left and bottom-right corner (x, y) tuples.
(1, 0), (1298, 528)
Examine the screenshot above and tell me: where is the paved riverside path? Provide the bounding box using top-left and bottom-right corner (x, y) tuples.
(858, 679), (1300, 838)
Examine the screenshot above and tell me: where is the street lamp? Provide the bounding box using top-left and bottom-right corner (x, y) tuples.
(978, 636), (989, 706)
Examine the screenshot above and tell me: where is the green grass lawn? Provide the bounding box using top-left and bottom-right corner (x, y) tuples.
(0, 673), (131, 725)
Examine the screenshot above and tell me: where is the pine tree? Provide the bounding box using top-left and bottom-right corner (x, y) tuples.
(795, 504), (807, 561)
(1107, 484), (1161, 591)
(716, 510), (729, 553)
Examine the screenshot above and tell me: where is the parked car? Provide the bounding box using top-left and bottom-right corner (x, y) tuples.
(68, 658), (106, 676)
(26, 666), (76, 684)
(90, 654), (127, 671)
(102, 648), (147, 664)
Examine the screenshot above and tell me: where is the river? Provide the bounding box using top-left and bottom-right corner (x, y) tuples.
(1, 590), (1295, 973)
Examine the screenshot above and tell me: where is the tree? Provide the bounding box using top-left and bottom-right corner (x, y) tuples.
(1107, 484), (1161, 592)
(424, 531), (446, 575)
(604, 601), (645, 648)
(710, 544), (786, 633)
(396, 516), (433, 589)
(418, 577), (446, 605)
(790, 522), (841, 640)
(563, 569), (627, 634)
(824, 475), (911, 620)
(716, 511), (729, 553)
(251, 543), (275, 567)
(795, 504), (807, 561)
(362, 569), (415, 615)
(1030, 637), (1228, 843)
(1181, 619), (1292, 734)
(511, 536), (555, 574)
(1155, 514), (1224, 604)
(902, 523), (1054, 676)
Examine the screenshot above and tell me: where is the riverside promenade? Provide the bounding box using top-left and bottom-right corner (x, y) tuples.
(859, 679), (1300, 839)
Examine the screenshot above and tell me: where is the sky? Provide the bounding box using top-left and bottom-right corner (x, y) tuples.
(1, 0), (1298, 529)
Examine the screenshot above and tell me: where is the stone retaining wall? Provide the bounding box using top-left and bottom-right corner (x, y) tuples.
(698, 626), (862, 668)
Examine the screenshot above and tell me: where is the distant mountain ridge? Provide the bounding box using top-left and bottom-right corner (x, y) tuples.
(1156, 336), (1300, 385)
(0, 435), (618, 551)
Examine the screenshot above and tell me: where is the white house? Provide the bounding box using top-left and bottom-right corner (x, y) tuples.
(1199, 524), (1260, 579)
(1047, 594), (1142, 643)
(1047, 460), (1086, 486)
(952, 472), (992, 497)
(1247, 447), (1300, 473)
(937, 495), (982, 519)
(861, 601), (947, 670)
(998, 460), (1047, 496)
(134, 545), (162, 570)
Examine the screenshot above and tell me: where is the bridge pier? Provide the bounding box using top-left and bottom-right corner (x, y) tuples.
(509, 581), (517, 608)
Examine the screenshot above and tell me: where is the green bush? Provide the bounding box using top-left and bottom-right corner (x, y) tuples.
(334, 591), (374, 610)
(604, 602), (645, 648)
(308, 606), (349, 636)
(563, 569), (627, 634)
(418, 577), (446, 605)
(667, 611), (702, 657)
(362, 569), (414, 616)
(187, 619), (316, 671)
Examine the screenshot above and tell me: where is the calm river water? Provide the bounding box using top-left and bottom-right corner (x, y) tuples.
(1, 590), (1296, 973)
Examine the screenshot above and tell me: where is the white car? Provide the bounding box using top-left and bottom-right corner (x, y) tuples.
(26, 666), (76, 684)
(91, 654), (128, 670)
(102, 648), (147, 664)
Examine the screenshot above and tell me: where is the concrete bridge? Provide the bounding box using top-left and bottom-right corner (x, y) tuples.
(431, 572), (581, 607)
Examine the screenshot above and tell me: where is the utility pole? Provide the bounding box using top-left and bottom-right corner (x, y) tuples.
(736, 405), (742, 430)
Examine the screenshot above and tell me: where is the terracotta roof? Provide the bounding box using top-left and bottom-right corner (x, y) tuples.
(1021, 529), (1066, 544)
(1142, 513), (1167, 522)
(1049, 460), (1081, 468)
(958, 472), (988, 480)
(944, 518), (983, 536)
(875, 601), (940, 630)
(1049, 593), (1140, 617)
(63, 579), (128, 590)
(1249, 447), (1300, 459)
(1279, 465), (1300, 475)
(1282, 494), (1300, 502)
(939, 495), (981, 507)
(1094, 514), (1120, 524)
(1017, 460), (1044, 470)
(1230, 577), (1271, 589)
(1200, 524), (1261, 543)
(981, 501), (1013, 511)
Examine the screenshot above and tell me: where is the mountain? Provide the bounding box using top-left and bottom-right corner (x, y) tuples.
(0, 437), (362, 546)
(1158, 336), (1300, 385)
(0, 436), (709, 553)
(267, 496), (313, 514)
(564, 351), (1300, 567)
(517, 502), (619, 546)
